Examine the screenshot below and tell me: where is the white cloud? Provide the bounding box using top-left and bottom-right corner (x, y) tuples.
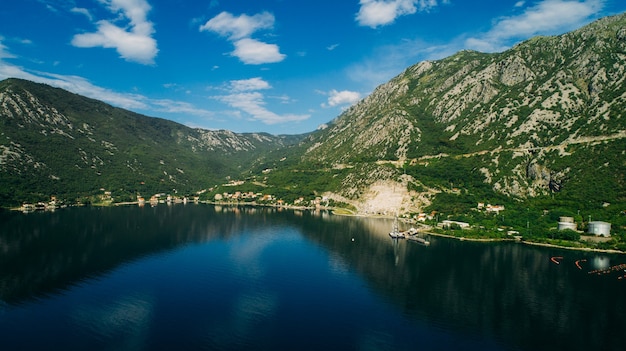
(72, 21), (158, 64)
(346, 36), (455, 91)
(2, 36), (143, 106)
(465, 0), (604, 52)
(199, 11), (285, 65)
(0, 61), (148, 110)
(215, 78), (309, 124)
(229, 77), (271, 92)
(199, 11), (274, 40)
(356, 0), (445, 28)
(218, 92), (308, 124)
(151, 99), (215, 118)
(324, 90), (362, 108)
(71, 0), (158, 64)
(54, 75), (149, 109)
(232, 38), (286, 65)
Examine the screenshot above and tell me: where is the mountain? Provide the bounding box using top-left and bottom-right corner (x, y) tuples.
(0, 78), (302, 205)
(258, 13), (626, 219)
(1, 13), (625, 232)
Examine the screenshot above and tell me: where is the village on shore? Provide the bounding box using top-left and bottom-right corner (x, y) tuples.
(15, 181), (621, 254)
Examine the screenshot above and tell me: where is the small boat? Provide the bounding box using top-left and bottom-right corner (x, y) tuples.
(389, 216), (405, 239)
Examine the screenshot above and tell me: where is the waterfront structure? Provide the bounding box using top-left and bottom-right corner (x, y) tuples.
(558, 216), (577, 231)
(588, 221), (611, 237)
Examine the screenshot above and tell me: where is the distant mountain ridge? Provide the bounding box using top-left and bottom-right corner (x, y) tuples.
(0, 78), (302, 205)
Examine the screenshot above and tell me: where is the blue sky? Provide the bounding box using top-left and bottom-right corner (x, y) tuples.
(1, 0), (625, 135)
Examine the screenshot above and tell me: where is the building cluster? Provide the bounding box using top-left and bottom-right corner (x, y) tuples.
(137, 194), (199, 206)
(223, 180), (245, 187)
(558, 216), (612, 237)
(212, 192), (330, 209)
(21, 196), (61, 212)
(477, 202), (505, 214)
(416, 212), (437, 222)
(214, 192), (272, 202)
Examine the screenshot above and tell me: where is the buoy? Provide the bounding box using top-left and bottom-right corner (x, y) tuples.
(351, 238), (355, 242)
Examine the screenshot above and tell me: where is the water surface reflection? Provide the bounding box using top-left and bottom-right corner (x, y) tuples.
(0, 205), (624, 350)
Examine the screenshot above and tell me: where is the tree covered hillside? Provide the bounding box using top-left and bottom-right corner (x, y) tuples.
(0, 78), (301, 205)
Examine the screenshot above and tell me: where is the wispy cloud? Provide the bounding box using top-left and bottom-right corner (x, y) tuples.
(0, 38), (219, 122)
(229, 77), (271, 92)
(465, 0), (605, 52)
(356, 0), (447, 28)
(71, 7), (93, 21)
(0, 65), (148, 110)
(151, 99), (215, 118)
(0, 38), (16, 59)
(71, 0), (158, 64)
(215, 77), (309, 124)
(347, 37), (454, 90)
(38, 0), (68, 13)
(199, 11), (286, 65)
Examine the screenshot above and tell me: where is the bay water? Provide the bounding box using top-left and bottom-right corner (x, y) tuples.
(0, 205), (624, 350)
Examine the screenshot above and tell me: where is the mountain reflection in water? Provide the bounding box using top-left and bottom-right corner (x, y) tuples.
(0, 205), (624, 351)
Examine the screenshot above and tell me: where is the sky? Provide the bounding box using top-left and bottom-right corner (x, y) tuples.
(1, 0), (625, 135)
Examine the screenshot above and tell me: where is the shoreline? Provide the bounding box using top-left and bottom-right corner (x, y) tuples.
(421, 230), (626, 255)
(330, 208), (626, 255)
(516, 240), (625, 255)
(8, 201), (624, 254)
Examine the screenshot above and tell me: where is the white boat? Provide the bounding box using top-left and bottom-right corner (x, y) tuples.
(389, 216), (405, 239)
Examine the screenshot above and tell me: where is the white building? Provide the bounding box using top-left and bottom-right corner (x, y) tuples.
(486, 204), (505, 214)
(588, 221), (611, 237)
(439, 220), (470, 229)
(558, 216), (577, 231)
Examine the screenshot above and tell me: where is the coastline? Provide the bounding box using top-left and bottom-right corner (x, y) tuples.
(421, 230), (626, 255)
(9, 200), (625, 254)
(329, 208), (626, 255)
(516, 239), (625, 255)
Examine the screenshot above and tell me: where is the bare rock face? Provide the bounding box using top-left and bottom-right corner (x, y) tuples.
(499, 55), (535, 86)
(526, 161), (551, 188)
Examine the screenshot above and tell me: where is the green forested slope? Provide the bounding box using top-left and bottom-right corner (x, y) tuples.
(0, 78), (300, 205)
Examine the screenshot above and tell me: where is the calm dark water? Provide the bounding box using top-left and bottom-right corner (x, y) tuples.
(0, 205), (625, 351)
